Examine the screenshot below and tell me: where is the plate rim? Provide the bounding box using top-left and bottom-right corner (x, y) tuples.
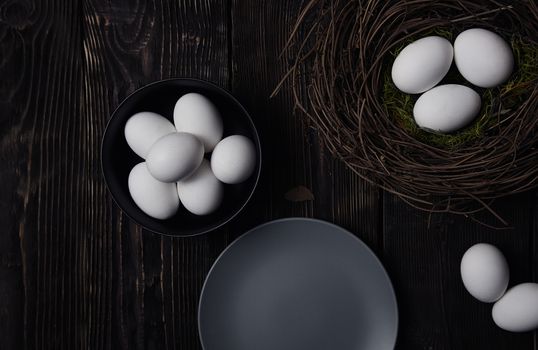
(197, 217), (399, 350)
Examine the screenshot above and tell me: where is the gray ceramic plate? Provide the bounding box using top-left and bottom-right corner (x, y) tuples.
(198, 218), (398, 350)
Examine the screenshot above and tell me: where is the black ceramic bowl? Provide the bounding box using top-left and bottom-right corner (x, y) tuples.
(101, 78), (261, 237)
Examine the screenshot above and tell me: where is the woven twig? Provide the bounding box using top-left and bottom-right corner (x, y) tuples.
(275, 0), (538, 224)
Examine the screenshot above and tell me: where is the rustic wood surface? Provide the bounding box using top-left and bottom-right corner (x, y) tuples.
(0, 0), (536, 349)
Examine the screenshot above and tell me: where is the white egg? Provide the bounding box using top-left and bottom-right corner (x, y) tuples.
(211, 135), (256, 184)
(177, 160), (223, 215)
(391, 36), (453, 94)
(492, 283), (538, 332)
(128, 162), (179, 220)
(124, 112), (176, 159)
(146, 132), (204, 183)
(454, 28), (514, 88)
(460, 243), (509, 303)
(413, 84), (481, 133)
(173, 93), (223, 152)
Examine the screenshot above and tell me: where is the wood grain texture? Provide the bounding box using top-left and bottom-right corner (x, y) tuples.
(0, 0), (87, 349)
(230, 0), (312, 225)
(84, 1), (232, 349)
(383, 192), (535, 349)
(0, 1), (32, 347)
(230, 0), (381, 250)
(531, 191), (538, 350)
(0, 0), (536, 349)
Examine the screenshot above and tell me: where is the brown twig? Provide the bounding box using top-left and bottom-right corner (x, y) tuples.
(276, 0), (538, 225)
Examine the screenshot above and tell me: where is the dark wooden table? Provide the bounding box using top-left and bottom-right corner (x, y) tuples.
(1, 0), (536, 349)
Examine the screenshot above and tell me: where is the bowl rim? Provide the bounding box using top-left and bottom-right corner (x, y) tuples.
(101, 77), (262, 237)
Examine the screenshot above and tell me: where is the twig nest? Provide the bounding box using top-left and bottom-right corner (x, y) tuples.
(279, 0), (538, 222)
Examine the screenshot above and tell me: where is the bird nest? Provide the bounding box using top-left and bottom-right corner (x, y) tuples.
(276, 0), (538, 225)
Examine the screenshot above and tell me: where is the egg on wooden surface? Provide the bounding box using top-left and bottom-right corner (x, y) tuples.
(124, 112), (176, 159)
(146, 132), (204, 183)
(454, 28), (514, 88)
(460, 243), (509, 303)
(211, 135), (256, 184)
(128, 162), (180, 220)
(492, 283), (538, 332)
(391, 36), (454, 94)
(174, 93), (223, 152)
(177, 160), (223, 216)
(413, 84), (481, 133)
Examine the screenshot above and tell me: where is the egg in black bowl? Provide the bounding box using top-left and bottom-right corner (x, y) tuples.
(101, 78), (261, 237)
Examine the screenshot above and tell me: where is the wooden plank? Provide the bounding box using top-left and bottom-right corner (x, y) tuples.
(531, 190), (538, 350)
(84, 0), (231, 349)
(383, 192), (534, 349)
(230, 0), (312, 228)
(229, 0), (381, 250)
(0, 0), (87, 349)
(325, 159), (382, 250)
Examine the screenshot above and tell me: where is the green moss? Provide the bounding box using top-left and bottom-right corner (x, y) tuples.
(382, 31), (538, 150)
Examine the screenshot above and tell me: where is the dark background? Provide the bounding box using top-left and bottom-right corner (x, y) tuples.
(0, 0), (536, 349)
